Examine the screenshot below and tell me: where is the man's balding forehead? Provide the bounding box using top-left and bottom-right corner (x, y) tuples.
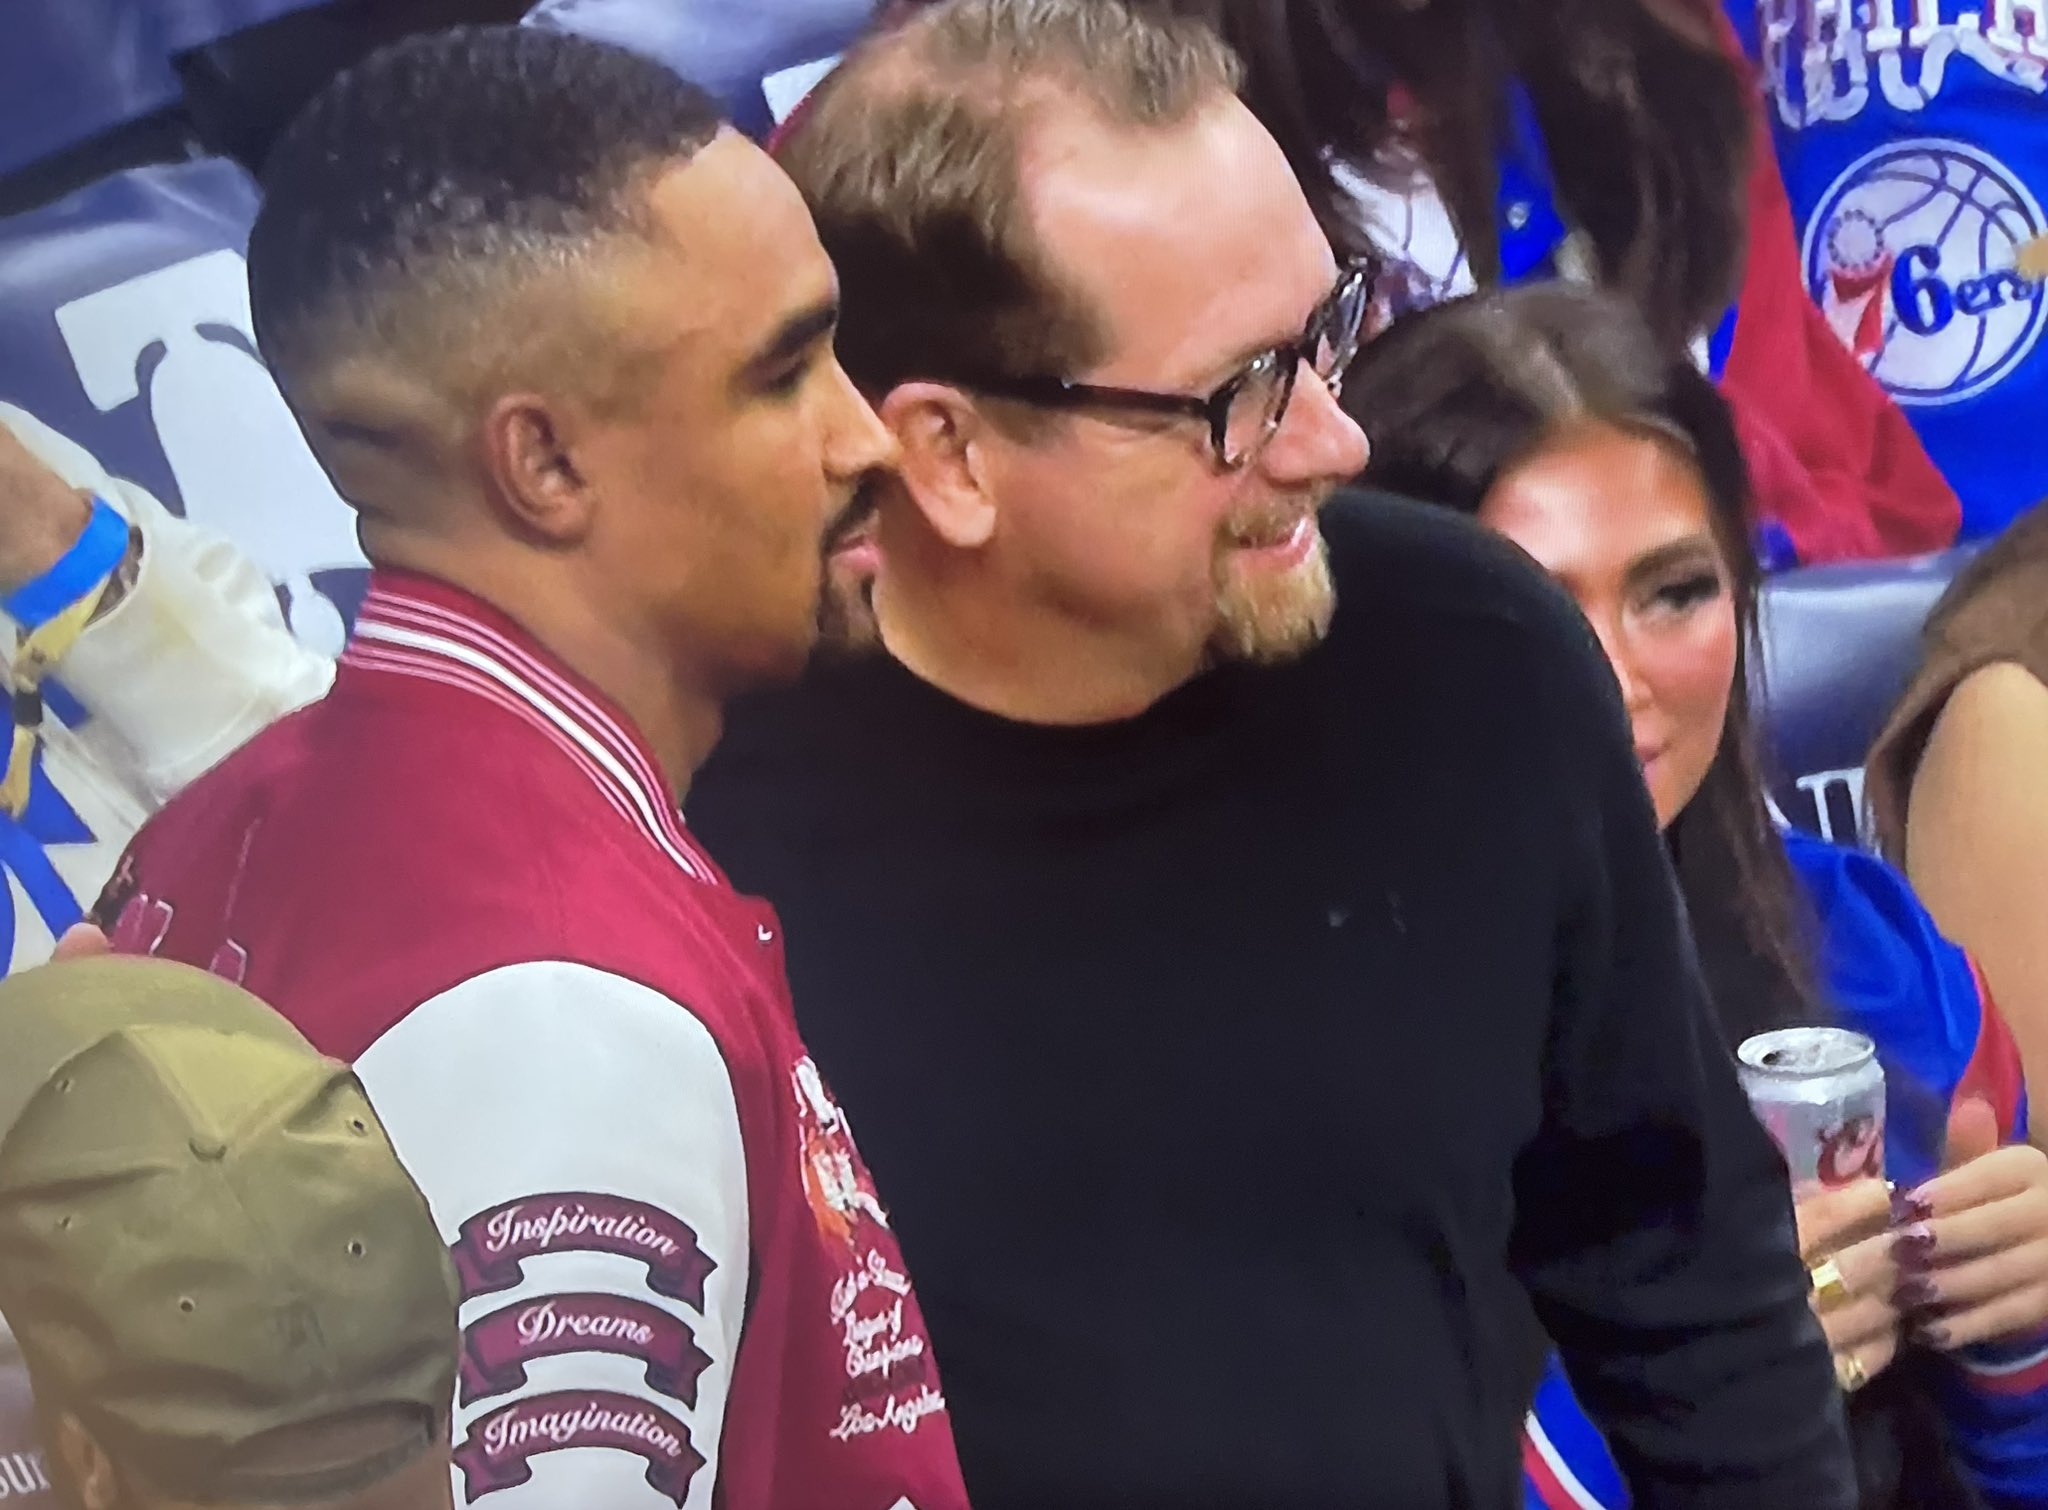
(793, 0), (1241, 123)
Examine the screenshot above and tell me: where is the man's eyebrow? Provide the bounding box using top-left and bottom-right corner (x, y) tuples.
(1191, 269), (1343, 385)
(742, 298), (840, 380)
(1203, 327), (1295, 380)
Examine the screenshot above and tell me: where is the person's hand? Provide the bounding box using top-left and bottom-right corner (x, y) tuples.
(1897, 1098), (2048, 1349)
(1797, 1176), (1902, 1392)
(0, 420), (94, 595)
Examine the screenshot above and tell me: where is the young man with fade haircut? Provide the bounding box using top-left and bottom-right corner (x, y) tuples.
(686, 1), (1858, 1506)
(97, 25), (969, 1510)
(0, 947), (458, 1510)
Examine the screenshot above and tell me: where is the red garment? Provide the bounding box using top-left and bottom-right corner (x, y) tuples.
(103, 573), (971, 1510)
(1715, 13), (1962, 563)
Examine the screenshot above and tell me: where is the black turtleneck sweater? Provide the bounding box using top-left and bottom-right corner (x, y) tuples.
(688, 490), (1853, 1510)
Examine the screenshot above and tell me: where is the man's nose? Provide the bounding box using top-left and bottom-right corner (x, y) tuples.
(1260, 363), (1370, 486)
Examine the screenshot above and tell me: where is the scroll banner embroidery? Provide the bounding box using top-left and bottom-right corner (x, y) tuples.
(452, 1194), (714, 1309)
(460, 1293), (712, 1408)
(456, 1390), (702, 1505)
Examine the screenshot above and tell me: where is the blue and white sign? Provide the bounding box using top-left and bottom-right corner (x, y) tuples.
(0, 158), (367, 648)
(1802, 138), (2047, 407)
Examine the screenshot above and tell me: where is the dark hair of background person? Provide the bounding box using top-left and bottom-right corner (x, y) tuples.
(777, 0), (1243, 400)
(1141, 0), (1750, 354)
(247, 24), (722, 440)
(1345, 281), (1982, 1510)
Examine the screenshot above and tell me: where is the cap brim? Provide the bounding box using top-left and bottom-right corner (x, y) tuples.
(0, 957), (309, 1137)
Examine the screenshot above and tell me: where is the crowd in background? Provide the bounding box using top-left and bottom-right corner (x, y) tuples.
(0, 0), (2045, 1508)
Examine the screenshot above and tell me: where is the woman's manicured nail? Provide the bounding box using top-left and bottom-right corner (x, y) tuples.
(1893, 1225), (1937, 1268)
(1893, 1187), (1935, 1225)
(1896, 1276), (1939, 1309)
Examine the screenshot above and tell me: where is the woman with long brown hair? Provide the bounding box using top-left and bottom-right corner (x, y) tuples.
(1348, 281), (2048, 1509)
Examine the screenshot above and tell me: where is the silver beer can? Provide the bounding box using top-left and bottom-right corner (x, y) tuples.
(1736, 1027), (1886, 1195)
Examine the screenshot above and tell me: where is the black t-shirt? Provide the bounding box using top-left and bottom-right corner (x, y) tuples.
(689, 490), (1853, 1510)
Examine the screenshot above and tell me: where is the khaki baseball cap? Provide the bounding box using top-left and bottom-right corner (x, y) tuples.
(0, 956), (458, 1501)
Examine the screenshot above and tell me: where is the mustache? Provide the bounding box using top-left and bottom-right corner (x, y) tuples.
(821, 472), (884, 556)
(1219, 487), (1333, 540)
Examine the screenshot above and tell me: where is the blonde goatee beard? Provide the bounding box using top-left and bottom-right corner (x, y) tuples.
(1209, 529), (1336, 666)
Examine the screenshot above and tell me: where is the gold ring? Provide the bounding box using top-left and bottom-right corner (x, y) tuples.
(1835, 1350), (1869, 1393)
(1809, 1257), (1852, 1310)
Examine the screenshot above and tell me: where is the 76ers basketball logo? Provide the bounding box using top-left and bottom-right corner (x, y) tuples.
(1804, 138), (2047, 406)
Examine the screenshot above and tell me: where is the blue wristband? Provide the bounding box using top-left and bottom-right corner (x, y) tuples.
(4, 496), (131, 630)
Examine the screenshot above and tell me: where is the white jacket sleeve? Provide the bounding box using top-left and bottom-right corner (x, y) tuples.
(0, 403), (335, 804)
(354, 962), (750, 1510)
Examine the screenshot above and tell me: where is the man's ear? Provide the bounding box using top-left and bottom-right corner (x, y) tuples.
(479, 393), (600, 545)
(875, 383), (1000, 551)
(51, 1413), (120, 1510)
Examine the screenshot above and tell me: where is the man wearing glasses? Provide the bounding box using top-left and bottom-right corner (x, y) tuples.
(688, 1), (1854, 1507)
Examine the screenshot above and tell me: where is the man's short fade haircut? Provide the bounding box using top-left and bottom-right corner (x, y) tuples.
(776, 0), (1241, 401)
(249, 24), (723, 437)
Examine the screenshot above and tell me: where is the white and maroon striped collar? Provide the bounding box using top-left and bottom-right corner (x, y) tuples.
(344, 572), (723, 886)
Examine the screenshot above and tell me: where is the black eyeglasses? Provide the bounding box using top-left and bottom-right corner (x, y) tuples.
(948, 257), (1379, 470)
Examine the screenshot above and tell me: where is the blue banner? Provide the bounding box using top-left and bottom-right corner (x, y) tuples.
(528, 0), (878, 137)
(0, 0), (332, 178)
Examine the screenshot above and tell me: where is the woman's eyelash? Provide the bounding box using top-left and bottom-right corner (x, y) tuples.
(1655, 572), (1724, 609)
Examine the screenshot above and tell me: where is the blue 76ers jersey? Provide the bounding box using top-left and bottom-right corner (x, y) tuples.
(1730, 0), (2048, 538)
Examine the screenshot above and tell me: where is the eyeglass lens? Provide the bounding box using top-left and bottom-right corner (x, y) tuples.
(1219, 266), (1373, 466)
(1222, 355), (1292, 466)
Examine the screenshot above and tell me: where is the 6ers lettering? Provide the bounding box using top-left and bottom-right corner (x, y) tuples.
(1804, 138), (2048, 405)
